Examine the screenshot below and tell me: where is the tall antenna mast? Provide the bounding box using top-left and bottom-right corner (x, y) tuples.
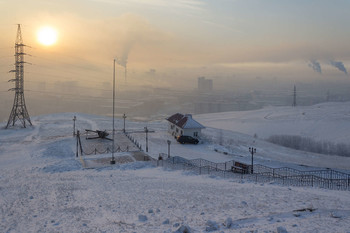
(6, 24), (32, 128)
(110, 59), (116, 164)
(292, 85), (297, 107)
(125, 64), (127, 83)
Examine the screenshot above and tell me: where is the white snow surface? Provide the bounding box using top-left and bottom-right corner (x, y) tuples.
(1, 105), (350, 232)
(196, 101), (350, 144)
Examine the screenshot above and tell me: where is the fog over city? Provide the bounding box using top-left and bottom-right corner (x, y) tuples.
(1, 0), (350, 121)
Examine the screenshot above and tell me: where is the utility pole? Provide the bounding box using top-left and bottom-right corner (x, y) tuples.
(144, 126), (149, 152)
(125, 65), (127, 83)
(326, 90), (330, 102)
(73, 116), (76, 136)
(110, 59), (116, 164)
(76, 130), (80, 157)
(123, 113), (126, 133)
(6, 24), (32, 128)
(293, 85), (297, 107)
(167, 140), (171, 158)
(249, 147), (256, 174)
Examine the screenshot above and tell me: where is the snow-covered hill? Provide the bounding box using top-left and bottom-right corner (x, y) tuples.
(196, 101), (350, 144)
(1, 104), (350, 232)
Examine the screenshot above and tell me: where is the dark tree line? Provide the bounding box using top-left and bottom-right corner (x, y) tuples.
(267, 135), (350, 157)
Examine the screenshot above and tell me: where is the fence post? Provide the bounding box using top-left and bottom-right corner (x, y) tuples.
(76, 132), (79, 157)
(330, 178), (333, 190)
(328, 178), (330, 189)
(78, 131), (83, 155)
(311, 175), (314, 187)
(225, 162), (227, 171)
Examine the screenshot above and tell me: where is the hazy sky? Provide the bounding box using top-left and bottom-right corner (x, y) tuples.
(1, 0), (350, 90)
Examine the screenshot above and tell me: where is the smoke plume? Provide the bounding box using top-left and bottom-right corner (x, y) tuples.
(308, 60), (322, 74)
(330, 60), (348, 75)
(116, 40), (135, 68)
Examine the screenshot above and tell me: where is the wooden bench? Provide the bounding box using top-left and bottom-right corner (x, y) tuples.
(231, 162), (250, 174)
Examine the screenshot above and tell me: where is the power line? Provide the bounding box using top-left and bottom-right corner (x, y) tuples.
(25, 89), (111, 101)
(24, 80), (111, 92)
(25, 70), (111, 85)
(24, 64), (112, 85)
(0, 55), (13, 59)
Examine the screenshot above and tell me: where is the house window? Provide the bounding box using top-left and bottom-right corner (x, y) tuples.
(171, 125), (174, 130)
(193, 132), (198, 137)
(181, 130), (183, 135)
(176, 128), (178, 133)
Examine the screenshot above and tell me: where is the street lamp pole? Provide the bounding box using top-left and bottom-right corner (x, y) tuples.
(249, 147), (256, 174)
(123, 113), (126, 133)
(111, 59), (116, 164)
(167, 140), (171, 158)
(144, 126), (149, 152)
(73, 115), (76, 136)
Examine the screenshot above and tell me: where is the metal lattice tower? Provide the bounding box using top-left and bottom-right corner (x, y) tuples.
(6, 24), (32, 128)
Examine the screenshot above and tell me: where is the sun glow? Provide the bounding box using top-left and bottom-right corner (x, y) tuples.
(37, 26), (58, 46)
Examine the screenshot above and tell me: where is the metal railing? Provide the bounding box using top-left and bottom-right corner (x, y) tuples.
(75, 130), (142, 156)
(75, 130), (350, 191)
(153, 156), (350, 191)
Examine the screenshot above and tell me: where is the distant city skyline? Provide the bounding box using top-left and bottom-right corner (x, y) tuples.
(1, 1), (349, 79)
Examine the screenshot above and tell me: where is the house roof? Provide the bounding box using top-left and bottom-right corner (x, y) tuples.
(166, 113), (205, 129)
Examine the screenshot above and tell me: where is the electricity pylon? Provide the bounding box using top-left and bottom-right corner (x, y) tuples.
(6, 24), (32, 128)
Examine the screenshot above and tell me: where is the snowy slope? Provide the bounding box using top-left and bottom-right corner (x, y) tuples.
(0, 107), (350, 232)
(196, 101), (350, 144)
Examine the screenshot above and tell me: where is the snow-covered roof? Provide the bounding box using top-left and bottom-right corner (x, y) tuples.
(166, 113), (205, 129)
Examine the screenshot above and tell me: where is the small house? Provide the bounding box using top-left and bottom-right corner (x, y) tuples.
(166, 113), (205, 138)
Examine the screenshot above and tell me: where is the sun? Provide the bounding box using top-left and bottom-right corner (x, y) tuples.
(37, 26), (58, 46)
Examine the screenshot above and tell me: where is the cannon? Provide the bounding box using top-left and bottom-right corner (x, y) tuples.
(85, 129), (113, 141)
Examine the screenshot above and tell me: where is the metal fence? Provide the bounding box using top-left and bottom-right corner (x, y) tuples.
(75, 130), (350, 191)
(75, 130), (142, 156)
(153, 156), (350, 191)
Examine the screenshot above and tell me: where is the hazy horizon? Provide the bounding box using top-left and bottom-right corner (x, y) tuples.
(1, 0), (350, 120)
